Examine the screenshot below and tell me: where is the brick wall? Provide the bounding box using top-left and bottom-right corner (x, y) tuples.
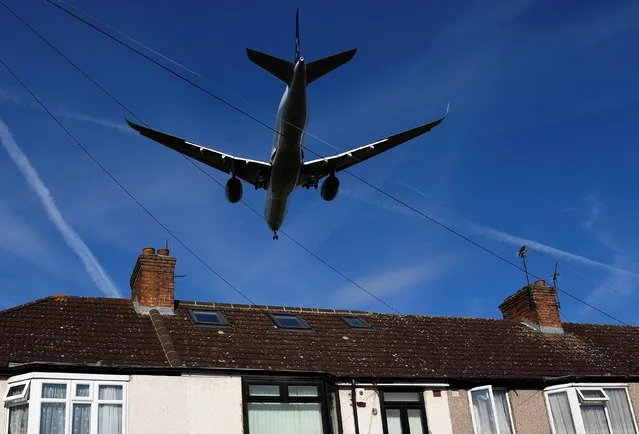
(130, 247), (176, 309)
(498, 280), (562, 332)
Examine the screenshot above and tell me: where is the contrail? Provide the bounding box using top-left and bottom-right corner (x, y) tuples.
(1, 88), (131, 135)
(393, 180), (639, 279)
(0, 119), (122, 297)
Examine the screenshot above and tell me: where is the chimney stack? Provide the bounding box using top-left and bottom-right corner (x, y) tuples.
(498, 279), (563, 334)
(130, 246), (176, 314)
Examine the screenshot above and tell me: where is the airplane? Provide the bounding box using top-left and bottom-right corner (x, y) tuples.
(126, 9), (447, 240)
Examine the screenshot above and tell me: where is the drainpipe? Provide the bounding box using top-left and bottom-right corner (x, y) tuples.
(351, 379), (360, 434)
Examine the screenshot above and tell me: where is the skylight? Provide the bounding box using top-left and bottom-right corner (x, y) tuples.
(188, 309), (228, 326)
(269, 313), (310, 330)
(342, 316), (372, 329)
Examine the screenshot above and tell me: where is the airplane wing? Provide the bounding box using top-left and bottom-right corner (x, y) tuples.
(126, 120), (271, 189)
(298, 107), (448, 187)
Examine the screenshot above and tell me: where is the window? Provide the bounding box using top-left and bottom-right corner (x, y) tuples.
(545, 384), (638, 434)
(268, 313), (311, 330)
(188, 309), (229, 326)
(468, 386), (515, 434)
(3, 373), (127, 434)
(341, 316), (372, 329)
(242, 378), (340, 434)
(380, 390), (428, 434)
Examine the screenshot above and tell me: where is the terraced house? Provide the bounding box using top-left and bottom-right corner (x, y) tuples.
(2, 246), (639, 434)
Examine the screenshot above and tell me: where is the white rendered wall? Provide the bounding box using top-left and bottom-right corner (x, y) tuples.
(338, 387), (453, 434)
(423, 390), (453, 433)
(0, 380), (6, 434)
(127, 374), (243, 434)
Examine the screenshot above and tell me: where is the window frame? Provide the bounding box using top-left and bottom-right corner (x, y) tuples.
(187, 308), (229, 327)
(340, 316), (373, 329)
(241, 376), (341, 434)
(379, 388), (428, 434)
(467, 385), (516, 434)
(3, 372), (128, 434)
(267, 312), (312, 330)
(2, 380), (30, 403)
(544, 383), (639, 434)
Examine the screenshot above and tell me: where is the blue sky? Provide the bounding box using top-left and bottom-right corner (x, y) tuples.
(0, 0), (638, 324)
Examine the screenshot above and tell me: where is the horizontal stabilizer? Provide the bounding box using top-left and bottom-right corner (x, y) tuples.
(246, 48), (294, 84)
(306, 48), (357, 84)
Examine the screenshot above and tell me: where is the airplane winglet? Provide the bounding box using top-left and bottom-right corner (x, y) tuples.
(445, 101), (451, 116)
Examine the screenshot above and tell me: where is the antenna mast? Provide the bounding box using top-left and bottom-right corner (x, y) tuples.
(517, 245), (530, 286)
(551, 262), (561, 308)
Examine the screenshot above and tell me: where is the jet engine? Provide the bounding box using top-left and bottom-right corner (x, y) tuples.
(320, 175), (339, 201)
(225, 177), (243, 203)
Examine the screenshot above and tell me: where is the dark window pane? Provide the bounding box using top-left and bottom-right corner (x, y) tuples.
(343, 316), (371, 328)
(7, 384), (25, 397)
(191, 310), (227, 325)
(271, 314), (309, 329)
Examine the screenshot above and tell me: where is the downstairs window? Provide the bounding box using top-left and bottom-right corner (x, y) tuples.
(3, 373), (127, 434)
(242, 378), (341, 434)
(545, 384), (638, 434)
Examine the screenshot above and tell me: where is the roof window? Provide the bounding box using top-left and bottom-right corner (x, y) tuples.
(188, 309), (229, 326)
(269, 313), (310, 330)
(342, 316), (372, 329)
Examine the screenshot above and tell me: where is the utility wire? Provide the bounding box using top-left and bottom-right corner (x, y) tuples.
(41, 0), (630, 325)
(46, 0), (635, 305)
(0, 53), (263, 309)
(0, 0), (402, 315)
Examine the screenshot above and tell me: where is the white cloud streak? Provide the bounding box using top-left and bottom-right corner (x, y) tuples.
(0, 88), (132, 135)
(346, 182), (639, 279)
(0, 119), (122, 298)
(333, 256), (453, 306)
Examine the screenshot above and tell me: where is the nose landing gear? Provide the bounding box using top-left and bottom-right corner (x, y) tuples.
(273, 231), (279, 240)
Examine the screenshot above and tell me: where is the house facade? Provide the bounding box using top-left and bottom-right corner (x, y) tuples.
(1, 246), (639, 434)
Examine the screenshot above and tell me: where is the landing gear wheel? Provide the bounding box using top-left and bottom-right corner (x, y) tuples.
(273, 231), (279, 240)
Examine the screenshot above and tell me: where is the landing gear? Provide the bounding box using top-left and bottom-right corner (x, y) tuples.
(273, 231), (279, 240)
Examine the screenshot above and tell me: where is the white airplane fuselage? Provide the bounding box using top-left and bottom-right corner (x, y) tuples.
(264, 58), (307, 232)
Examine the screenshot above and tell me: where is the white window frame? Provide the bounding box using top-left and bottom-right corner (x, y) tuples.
(544, 383), (639, 434)
(2, 380), (30, 403)
(468, 385), (516, 434)
(3, 372), (129, 434)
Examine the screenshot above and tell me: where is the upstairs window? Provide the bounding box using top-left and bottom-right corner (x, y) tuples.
(468, 386), (515, 434)
(546, 384), (638, 434)
(269, 313), (311, 330)
(341, 316), (372, 329)
(188, 309), (229, 326)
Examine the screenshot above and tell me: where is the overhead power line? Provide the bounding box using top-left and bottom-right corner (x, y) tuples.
(38, 0), (631, 325)
(0, 0), (403, 316)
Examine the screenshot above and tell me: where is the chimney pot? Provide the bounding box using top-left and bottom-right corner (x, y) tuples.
(142, 247), (155, 256)
(157, 248), (169, 256)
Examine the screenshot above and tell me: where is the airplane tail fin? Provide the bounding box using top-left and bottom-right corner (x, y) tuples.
(306, 48), (357, 85)
(295, 8), (301, 62)
(246, 48), (294, 84)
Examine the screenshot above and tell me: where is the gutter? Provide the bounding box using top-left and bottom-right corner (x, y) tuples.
(337, 381), (449, 388)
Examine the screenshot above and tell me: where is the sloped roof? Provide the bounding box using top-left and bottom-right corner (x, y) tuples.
(2, 295), (639, 383)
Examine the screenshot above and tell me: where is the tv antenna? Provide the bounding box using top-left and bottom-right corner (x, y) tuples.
(551, 262), (561, 308)
(517, 245), (530, 286)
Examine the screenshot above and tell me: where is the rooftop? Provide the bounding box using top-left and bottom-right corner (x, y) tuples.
(2, 293), (639, 386)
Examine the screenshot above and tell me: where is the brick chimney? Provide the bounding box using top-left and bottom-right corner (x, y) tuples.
(498, 279), (563, 334)
(130, 247), (176, 314)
